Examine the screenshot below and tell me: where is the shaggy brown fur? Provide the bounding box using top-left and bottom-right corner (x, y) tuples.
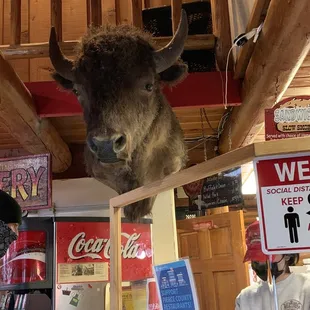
(52, 24), (188, 221)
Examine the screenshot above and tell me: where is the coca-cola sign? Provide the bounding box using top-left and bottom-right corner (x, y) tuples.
(56, 221), (153, 283)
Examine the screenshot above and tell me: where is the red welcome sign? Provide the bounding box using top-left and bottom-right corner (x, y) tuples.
(56, 221), (153, 283)
(0, 154), (51, 210)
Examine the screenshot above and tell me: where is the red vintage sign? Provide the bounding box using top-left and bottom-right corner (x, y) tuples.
(0, 154), (51, 210)
(56, 222), (153, 283)
(265, 96), (310, 141)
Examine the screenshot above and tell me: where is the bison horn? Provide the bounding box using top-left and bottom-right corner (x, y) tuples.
(49, 27), (75, 82)
(153, 10), (188, 73)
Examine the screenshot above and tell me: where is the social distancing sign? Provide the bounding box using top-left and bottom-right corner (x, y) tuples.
(254, 152), (310, 255)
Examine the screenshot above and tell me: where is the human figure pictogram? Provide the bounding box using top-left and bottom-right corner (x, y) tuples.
(284, 207), (300, 243)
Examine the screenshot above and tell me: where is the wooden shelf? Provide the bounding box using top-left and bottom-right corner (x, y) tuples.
(110, 136), (310, 209)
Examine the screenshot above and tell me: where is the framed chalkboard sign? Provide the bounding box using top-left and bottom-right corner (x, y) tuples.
(201, 167), (243, 209)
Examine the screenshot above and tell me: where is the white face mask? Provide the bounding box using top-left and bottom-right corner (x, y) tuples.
(0, 220), (18, 259)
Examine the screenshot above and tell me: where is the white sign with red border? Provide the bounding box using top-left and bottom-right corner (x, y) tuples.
(254, 152), (310, 255)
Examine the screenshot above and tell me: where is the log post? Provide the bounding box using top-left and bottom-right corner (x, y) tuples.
(10, 0), (21, 45)
(219, 0), (310, 153)
(210, 0), (233, 70)
(0, 52), (72, 173)
(234, 0), (270, 79)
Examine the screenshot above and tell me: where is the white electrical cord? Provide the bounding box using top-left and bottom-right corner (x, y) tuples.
(224, 23), (264, 110)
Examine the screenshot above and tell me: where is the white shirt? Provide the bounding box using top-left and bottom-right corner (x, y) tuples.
(235, 273), (310, 310)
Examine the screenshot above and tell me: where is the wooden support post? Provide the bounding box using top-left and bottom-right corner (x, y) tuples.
(234, 0), (270, 79)
(108, 136), (310, 307)
(210, 0), (232, 70)
(10, 0), (21, 45)
(109, 204), (122, 310)
(219, 0), (310, 153)
(51, 0), (62, 41)
(131, 0), (143, 28)
(171, 0), (182, 34)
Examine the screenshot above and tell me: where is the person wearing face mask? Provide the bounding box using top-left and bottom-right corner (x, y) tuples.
(235, 220), (310, 310)
(0, 190), (22, 259)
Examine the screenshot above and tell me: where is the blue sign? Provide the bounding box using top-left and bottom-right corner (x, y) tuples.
(153, 259), (199, 310)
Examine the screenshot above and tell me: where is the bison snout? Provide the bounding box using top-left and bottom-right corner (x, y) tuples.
(87, 134), (127, 163)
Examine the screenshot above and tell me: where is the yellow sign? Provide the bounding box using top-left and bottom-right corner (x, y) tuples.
(122, 291), (134, 310)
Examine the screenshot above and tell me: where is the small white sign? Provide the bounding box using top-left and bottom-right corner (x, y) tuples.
(254, 152), (310, 255)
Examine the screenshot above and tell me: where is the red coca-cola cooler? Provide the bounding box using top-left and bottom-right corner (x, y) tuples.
(0, 217), (54, 290)
(0, 217), (54, 309)
(54, 217), (154, 310)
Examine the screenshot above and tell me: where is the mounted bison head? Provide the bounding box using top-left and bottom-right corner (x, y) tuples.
(49, 11), (189, 221)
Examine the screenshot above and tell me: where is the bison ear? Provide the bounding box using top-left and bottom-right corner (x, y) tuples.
(159, 61), (188, 86)
(51, 72), (74, 90)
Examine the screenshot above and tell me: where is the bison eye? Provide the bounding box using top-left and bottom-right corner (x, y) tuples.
(145, 84), (153, 92)
(72, 89), (79, 96)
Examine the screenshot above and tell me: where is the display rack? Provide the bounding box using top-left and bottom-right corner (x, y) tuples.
(109, 136), (310, 309)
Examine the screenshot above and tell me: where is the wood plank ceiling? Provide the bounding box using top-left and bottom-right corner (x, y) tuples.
(0, 0), (228, 167)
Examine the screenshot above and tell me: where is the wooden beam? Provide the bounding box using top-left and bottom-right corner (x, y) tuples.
(0, 34), (216, 60)
(10, 0), (21, 45)
(219, 0), (310, 154)
(51, 0), (62, 41)
(110, 135), (310, 209)
(210, 0), (232, 70)
(0, 52), (72, 173)
(131, 0), (143, 28)
(234, 0), (270, 79)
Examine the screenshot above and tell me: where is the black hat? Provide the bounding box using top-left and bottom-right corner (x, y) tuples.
(0, 190), (22, 225)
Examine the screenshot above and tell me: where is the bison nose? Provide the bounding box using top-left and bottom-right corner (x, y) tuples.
(87, 134), (127, 163)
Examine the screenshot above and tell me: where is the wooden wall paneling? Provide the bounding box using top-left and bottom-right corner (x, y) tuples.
(51, 0), (63, 41)
(0, 0), (3, 44)
(10, 0), (21, 45)
(3, 0), (30, 82)
(117, 0), (130, 25)
(87, 0), (102, 26)
(171, 0), (182, 34)
(131, 0), (143, 28)
(62, 0), (87, 40)
(102, 0), (116, 25)
(29, 0), (50, 82)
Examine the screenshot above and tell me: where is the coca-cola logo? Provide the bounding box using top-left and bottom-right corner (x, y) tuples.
(68, 232), (142, 260)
